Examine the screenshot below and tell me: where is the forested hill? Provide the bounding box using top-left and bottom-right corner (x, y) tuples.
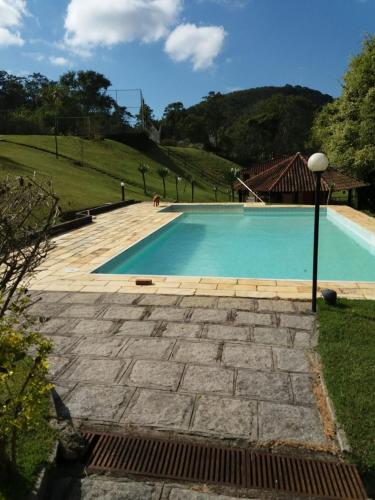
(189, 85), (333, 119)
(161, 85), (333, 164)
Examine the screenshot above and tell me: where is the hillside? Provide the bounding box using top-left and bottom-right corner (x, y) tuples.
(162, 85), (333, 163)
(0, 135), (241, 212)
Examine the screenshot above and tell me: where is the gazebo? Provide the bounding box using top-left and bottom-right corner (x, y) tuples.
(236, 153), (368, 205)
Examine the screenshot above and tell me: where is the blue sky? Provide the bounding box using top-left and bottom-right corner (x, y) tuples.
(0, 0), (374, 116)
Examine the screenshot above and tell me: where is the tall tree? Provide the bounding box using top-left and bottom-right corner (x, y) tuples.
(312, 35), (375, 208)
(157, 167), (169, 198)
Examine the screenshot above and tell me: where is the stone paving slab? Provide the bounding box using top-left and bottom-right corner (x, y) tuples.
(172, 341), (221, 364)
(222, 344), (273, 370)
(191, 395), (258, 439)
(258, 401), (326, 444)
(70, 319), (117, 336)
(121, 338), (175, 359)
(122, 389), (194, 430)
(64, 384), (135, 421)
(204, 325), (250, 342)
(235, 370), (292, 403)
(35, 292), (333, 449)
(161, 322), (203, 339)
(59, 357), (129, 384)
(181, 365), (234, 395)
(117, 320), (159, 337)
(66, 478), (259, 500)
(124, 360), (184, 391)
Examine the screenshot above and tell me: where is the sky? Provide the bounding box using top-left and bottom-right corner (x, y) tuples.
(0, 0), (374, 117)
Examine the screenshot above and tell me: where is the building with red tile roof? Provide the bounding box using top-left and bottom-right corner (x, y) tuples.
(236, 153), (368, 204)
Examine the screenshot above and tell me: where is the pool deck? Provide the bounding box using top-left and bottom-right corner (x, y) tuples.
(28, 202), (375, 300)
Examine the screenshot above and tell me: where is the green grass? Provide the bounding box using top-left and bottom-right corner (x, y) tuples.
(318, 299), (375, 494)
(0, 360), (55, 500)
(0, 135), (241, 212)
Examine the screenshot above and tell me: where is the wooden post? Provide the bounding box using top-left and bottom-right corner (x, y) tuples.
(348, 189), (353, 207)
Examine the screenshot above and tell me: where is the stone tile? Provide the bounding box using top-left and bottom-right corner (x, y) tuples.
(162, 322), (202, 339)
(70, 337), (126, 357)
(51, 382), (76, 406)
(189, 308), (229, 323)
(75, 478), (162, 500)
(294, 330), (312, 348)
(148, 307), (188, 322)
(48, 335), (79, 354)
(259, 402), (326, 444)
(291, 374), (316, 406)
(204, 325), (250, 342)
(181, 365), (234, 395)
(138, 294), (179, 306)
(234, 312), (273, 326)
(191, 395), (257, 439)
(31, 291), (68, 303)
(172, 341), (220, 364)
(99, 293), (139, 305)
(59, 357), (128, 384)
(168, 489), (247, 500)
(253, 327), (291, 347)
(257, 299), (295, 313)
(60, 292), (102, 304)
(180, 296), (217, 308)
(217, 297), (255, 311)
(71, 319), (116, 336)
(125, 360), (184, 390)
(103, 305), (145, 321)
(279, 314), (315, 331)
(273, 347), (311, 373)
(29, 302), (68, 318)
(121, 338), (174, 359)
(122, 389), (194, 430)
(235, 370), (292, 403)
(47, 355), (74, 379)
(222, 344), (272, 370)
(38, 317), (75, 334)
(118, 321), (158, 337)
(59, 304), (105, 319)
(65, 384), (135, 421)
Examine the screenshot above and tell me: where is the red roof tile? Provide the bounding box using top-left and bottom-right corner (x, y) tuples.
(238, 153), (368, 193)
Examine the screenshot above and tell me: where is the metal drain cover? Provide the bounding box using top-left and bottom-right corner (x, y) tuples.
(83, 432), (367, 499)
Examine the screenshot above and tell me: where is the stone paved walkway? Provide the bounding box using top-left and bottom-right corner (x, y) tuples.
(31, 291), (334, 450)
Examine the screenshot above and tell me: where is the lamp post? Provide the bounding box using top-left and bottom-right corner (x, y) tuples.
(307, 153), (329, 313)
(120, 181), (125, 202)
(175, 176), (182, 202)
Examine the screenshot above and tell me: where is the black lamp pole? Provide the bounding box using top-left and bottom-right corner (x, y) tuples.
(121, 182), (125, 201)
(311, 171), (322, 313)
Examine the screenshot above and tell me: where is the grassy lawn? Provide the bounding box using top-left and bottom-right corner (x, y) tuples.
(0, 360), (56, 500)
(0, 135), (241, 211)
(318, 298), (375, 494)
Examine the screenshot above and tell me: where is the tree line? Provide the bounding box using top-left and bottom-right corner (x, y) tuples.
(0, 70), (136, 136)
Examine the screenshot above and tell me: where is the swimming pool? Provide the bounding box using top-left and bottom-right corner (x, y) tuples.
(94, 207), (375, 282)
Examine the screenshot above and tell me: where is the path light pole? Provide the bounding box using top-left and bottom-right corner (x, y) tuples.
(307, 153), (329, 313)
(120, 181), (125, 201)
(175, 176), (182, 202)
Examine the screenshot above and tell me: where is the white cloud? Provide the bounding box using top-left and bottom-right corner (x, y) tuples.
(197, 0), (250, 7)
(165, 23), (226, 70)
(49, 56), (71, 67)
(64, 0), (182, 49)
(0, 0), (27, 47)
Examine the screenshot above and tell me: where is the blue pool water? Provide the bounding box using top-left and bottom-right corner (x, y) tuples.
(94, 208), (375, 281)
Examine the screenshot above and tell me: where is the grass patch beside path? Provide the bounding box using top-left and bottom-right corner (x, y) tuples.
(0, 360), (56, 500)
(318, 299), (375, 494)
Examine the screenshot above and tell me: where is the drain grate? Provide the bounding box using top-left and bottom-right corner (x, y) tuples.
(83, 432), (367, 499)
